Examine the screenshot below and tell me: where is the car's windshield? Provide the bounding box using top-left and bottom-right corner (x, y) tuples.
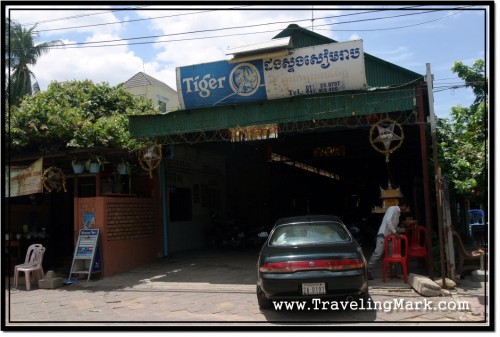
(269, 222), (351, 246)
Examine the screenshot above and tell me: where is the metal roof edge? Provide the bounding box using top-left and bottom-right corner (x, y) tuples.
(364, 53), (423, 79)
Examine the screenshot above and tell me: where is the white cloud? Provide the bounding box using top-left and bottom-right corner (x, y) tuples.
(143, 61), (177, 90)
(32, 38), (144, 89)
(133, 9), (321, 90)
(138, 10), (316, 58)
(349, 33), (361, 41)
(9, 7), (139, 89)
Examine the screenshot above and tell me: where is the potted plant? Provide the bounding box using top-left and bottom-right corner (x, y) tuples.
(87, 154), (107, 173)
(117, 159), (130, 175)
(71, 158), (85, 174)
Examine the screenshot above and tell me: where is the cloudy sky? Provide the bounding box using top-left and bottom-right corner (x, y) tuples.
(6, 3), (489, 118)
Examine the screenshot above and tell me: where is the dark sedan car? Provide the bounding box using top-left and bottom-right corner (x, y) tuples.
(256, 215), (369, 309)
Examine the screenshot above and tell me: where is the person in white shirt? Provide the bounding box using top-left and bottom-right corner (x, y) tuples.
(367, 198), (410, 280)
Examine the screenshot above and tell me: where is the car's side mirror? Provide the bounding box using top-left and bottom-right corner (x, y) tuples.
(258, 231), (269, 238)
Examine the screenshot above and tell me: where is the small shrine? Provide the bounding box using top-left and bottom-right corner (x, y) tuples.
(369, 118), (405, 214)
(372, 182), (403, 214)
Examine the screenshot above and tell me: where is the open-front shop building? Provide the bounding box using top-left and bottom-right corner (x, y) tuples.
(6, 24), (440, 280)
(128, 24), (436, 273)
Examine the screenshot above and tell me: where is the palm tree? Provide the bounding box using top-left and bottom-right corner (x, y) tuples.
(6, 18), (63, 106)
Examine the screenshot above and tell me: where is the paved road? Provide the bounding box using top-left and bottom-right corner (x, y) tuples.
(4, 248), (489, 328)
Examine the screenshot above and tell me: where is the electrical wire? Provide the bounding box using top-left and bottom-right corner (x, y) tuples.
(17, 6), (151, 26)
(16, 7), (471, 50)
(313, 10), (465, 32)
(25, 5), (424, 31)
(33, 7), (252, 33)
(46, 27), (286, 49)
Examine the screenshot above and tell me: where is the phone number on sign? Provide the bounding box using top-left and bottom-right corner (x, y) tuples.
(289, 81), (346, 96)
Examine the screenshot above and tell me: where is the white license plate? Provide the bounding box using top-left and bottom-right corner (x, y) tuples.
(302, 282), (326, 295)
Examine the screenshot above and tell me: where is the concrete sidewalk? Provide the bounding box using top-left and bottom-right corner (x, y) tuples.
(3, 248), (489, 329)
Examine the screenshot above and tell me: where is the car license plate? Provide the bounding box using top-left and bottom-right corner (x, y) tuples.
(302, 282), (326, 295)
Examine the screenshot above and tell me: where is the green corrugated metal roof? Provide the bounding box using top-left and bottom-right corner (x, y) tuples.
(365, 54), (422, 87)
(130, 86), (416, 138)
(273, 24), (337, 48)
(129, 24), (423, 139)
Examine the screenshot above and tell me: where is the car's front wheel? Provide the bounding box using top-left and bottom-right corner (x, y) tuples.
(256, 285), (272, 309)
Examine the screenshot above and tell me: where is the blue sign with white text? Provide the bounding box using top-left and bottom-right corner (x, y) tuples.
(176, 59), (267, 109)
(176, 40), (366, 110)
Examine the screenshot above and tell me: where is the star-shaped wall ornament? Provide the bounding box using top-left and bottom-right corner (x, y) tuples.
(374, 123), (402, 151)
(369, 118), (404, 162)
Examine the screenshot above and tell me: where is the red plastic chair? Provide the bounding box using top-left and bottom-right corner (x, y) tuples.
(382, 234), (409, 283)
(407, 225), (428, 268)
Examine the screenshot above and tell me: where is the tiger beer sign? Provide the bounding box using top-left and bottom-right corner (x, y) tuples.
(176, 40), (366, 109)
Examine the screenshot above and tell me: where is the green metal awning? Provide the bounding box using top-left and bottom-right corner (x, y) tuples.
(129, 85), (419, 139)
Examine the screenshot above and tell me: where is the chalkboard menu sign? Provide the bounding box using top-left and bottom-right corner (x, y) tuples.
(68, 229), (102, 281)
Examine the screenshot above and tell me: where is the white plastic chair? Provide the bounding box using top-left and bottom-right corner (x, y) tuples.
(13, 244), (46, 291)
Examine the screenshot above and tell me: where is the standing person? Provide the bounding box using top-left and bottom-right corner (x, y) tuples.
(367, 198), (410, 280)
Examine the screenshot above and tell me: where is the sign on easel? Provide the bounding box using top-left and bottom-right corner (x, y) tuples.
(69, 229), (102, 281)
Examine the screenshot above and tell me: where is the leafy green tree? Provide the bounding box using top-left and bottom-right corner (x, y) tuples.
(437, 60), (487, 206)
(451, 59), (487, 108)
(8, 80), (157, 153)
(6, 18), (63, 106)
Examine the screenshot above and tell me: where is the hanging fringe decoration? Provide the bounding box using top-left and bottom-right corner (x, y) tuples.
(42, 166), (67, 193)
(229, 124), (279, 142)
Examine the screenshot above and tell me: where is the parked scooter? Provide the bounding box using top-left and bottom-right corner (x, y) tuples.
(207, 210), (270, 249)
(207, 211), (244, 249)
(238, 225), (268, 248)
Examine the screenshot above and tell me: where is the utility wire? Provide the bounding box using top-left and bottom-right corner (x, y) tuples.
(25, 4), (425, 31)
(18, 6), (151, 26)
(48, 27), (283, 49)
(314, 10), (465, 32)
(40, 8), (465, 50)
(34, 7), (252, 33)
(37, 10), (394, 42)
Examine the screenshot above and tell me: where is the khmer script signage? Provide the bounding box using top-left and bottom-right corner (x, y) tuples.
(176, 40), (366, 109)
(6, 158), (43, 197)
